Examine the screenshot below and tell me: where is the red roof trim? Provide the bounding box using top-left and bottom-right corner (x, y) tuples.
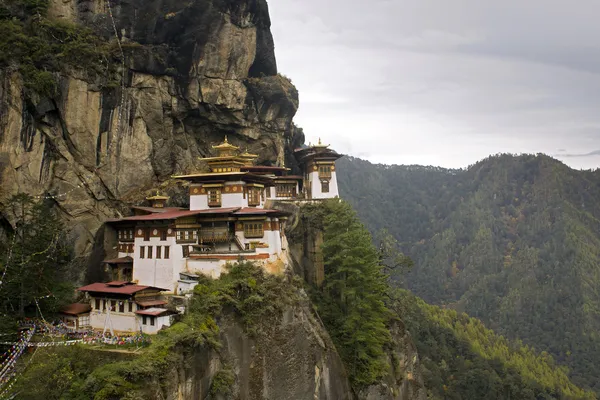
(135, 307), (172, 316)
(61, 303), (92, 315)
(112, 207), (241, 222)
(78, 282), (167, 295)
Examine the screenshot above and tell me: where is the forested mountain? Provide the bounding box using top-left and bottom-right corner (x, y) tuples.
(393, 289), (594, 399)
(338, 154), (600, 391)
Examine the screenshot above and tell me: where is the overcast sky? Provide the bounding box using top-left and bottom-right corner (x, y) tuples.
(269, 0), (600, 170)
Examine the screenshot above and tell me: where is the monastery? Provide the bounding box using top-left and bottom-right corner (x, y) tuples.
(70, 138), (343, 333)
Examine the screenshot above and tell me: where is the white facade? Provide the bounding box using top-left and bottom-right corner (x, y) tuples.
(190, 182), (268, 210)
(125, 216), (284, 292)
(308, 170), (339, 199)
(87, 298), (173, 334)
(138, 311), (173, 334)
(131, 235), (185, 292)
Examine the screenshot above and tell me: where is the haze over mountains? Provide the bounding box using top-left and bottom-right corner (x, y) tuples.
(338, 153), (600, 391)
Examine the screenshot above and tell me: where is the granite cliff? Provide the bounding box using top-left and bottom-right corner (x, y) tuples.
(0, 0), (303, 264)
(0, 2), (428, 399)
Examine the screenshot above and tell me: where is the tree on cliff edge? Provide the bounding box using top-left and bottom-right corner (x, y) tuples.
(315, 200), (391, 387)
(0, 194), (73, 321)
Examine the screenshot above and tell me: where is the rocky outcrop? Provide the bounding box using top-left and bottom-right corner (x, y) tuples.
(0, 0), (301, 265)
(152, 294), (353, 400)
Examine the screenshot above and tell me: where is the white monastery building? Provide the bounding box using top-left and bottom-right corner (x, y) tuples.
(76, 137), (343, 333)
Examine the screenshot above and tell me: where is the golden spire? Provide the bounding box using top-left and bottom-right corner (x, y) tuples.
(212, 135), (240, 154)
(146, 190), (169, 201)
(314, 137), (329, 148)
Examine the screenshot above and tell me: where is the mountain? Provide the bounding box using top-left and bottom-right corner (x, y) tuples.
(0, 0), (303, 266)
(393, 289), (595, 399)
(338, 154), (600, 391)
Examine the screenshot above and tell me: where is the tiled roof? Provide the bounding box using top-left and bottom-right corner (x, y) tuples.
(113, 208), (241, 222)
(78, 282), (167, 295)
(61, 303), (92, 315)
(135, 307), (172, 316)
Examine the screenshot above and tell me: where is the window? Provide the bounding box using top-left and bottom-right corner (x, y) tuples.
(318, 165), (332, 178)
(321, 180), (330, 193)
(140, 246), (145, 259)
(111, 300), (116, 311)
(244, 223), (264, 238)
(248, 187), (261, 206)
(102, 299), (106, 311)
(119, 301), (124, 313)
(118, 230), (123, 240)
(276, 184), (295, 198)
(208, 189), (221, 207)
(164, 246), (170, 259)
(95, 299), (100, 310)
(156, 246), (162, 259)
(128, 302), (133, 313)
(142, 316), (147, 325)
(143, 229), (150, 241)
(147, 246), (153, 259)
(79, 315), (90, 327)
(160, 230), (167, 241)
(150, 316), (155, 326)
(128, 230), (134, 239)
(176, 230), (197, 243)
(182, 245), (190, 257)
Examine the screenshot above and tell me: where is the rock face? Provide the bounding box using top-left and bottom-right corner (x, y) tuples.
(0, 0), (302, 264)
(151, 295), (353, 400)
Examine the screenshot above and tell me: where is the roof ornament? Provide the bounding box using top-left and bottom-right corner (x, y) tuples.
(314, 137), (329, 148)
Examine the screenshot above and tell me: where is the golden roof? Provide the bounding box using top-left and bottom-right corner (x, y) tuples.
(239, 147), (258, 158)
(212, 136), (239, 152)
(146, 190), (170, 200)
(313, 138), (329, 148)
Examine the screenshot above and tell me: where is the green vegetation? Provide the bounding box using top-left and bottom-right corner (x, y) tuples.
(12, 262), (300, 399)
(0, 0), (113, 98)
(10, 347), (134, 400)
(210, 368), (235, 396)
(393, 289), (596, 399)
(300, 200), (393, 387)
(0, 194), (74, 323)
(337, 154), (600, 391)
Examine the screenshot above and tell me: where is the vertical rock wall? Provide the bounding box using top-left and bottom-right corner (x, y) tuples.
(0, 0), (303, 267)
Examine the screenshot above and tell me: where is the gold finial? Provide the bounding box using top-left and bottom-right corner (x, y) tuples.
(318, 137), (322, 145)
(224, 135), (229, 143)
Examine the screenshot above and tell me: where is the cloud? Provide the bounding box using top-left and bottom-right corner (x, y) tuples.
(559, 150), (600, 158)
(269, 0), (600, 170)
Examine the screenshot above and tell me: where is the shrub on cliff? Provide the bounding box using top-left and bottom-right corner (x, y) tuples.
(0, 0), (113, 98)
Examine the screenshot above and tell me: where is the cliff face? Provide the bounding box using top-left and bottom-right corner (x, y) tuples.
(157, 297), (353, 400)
(0, 0), (302, 260)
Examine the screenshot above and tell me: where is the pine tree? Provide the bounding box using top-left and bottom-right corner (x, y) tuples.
(316, 200), (391, 387)
(0, 193), (73, 321)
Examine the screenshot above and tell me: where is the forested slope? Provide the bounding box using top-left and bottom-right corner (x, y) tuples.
(338, 154), (600, 391)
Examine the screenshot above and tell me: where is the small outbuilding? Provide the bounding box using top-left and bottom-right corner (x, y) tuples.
(60, 303), (92, 330)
